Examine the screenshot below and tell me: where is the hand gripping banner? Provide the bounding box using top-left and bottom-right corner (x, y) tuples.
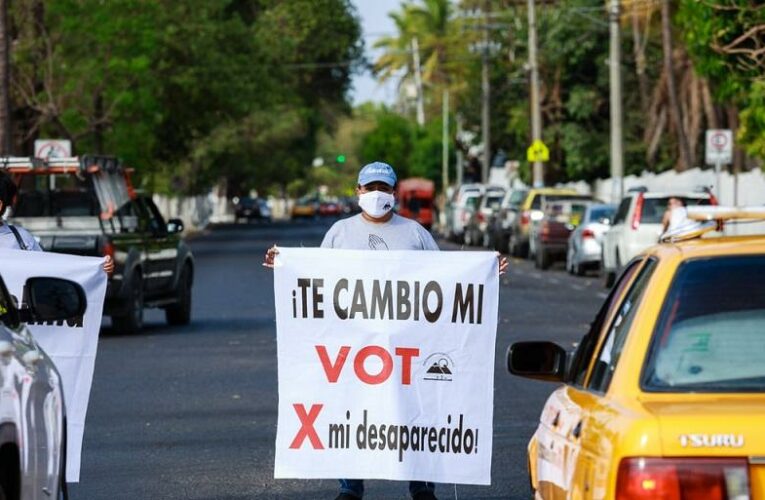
(273, 248), (498, 485)
(0, 249), (107, 482)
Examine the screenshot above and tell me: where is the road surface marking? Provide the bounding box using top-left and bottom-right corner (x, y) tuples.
(597, 292), (608, 299)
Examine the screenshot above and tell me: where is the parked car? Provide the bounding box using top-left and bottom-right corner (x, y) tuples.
(0, 275), (86, 500)
(464, 188), (505, 247)
(566, 203), (616, 276)
(234, 196), (271, 223)
(530, 200), (589, 270)
(445, 184), (482, 242)
(318, 200), (342, 217)
(291, 197), (318, 219)
(397, 178), (435, 229)
(508, 188), (593, 258)
(8, 156), (195, 334)
(458, 190), (483, 245)
(601, 190), (716, 287)
(487, 189), (528, 253)
(508, 212), (765, 499)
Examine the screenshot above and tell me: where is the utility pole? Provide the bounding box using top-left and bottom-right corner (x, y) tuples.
(456, 113), (464, 185)
(609, 0), (624, 202)
(442, 89), (449, 190)
(0, 0), (11, 155)
(527, 0), (543, 187)
(481, 2), (490, 184)
(411, 37), (426, 127)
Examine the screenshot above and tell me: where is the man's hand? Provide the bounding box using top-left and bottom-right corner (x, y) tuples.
(263, 245), (279, 269)
(103, 255), (115, 277)
(496, 252), (508, 275)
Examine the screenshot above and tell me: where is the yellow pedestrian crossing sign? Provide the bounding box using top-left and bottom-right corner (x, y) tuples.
(527, 139), (549, 162)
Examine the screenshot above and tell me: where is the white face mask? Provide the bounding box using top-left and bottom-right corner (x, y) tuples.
(358, 190), (395, 218)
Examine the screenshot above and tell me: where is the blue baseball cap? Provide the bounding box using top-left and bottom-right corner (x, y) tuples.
(358, 161), (397, 187)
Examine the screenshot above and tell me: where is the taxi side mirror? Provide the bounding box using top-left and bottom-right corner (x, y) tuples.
(507, 341), (567, 382)
(22, 277), (86, 322)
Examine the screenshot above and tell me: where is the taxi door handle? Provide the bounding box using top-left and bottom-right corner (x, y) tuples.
(572, 421), (583, 439)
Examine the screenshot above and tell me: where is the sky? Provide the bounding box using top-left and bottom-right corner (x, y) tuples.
(350, 0), (402, 106)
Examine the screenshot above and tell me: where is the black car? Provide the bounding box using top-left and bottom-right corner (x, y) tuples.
(235, 196), (271, 222)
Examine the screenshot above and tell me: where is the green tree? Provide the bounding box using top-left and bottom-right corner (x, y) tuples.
(679, 0), (765, 162)
(358, 109), (414, 177)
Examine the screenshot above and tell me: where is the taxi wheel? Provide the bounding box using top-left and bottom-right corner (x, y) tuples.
(165, 265), (192, 326)
(536, 247), (551, 270)
(113, 272), (144, 334)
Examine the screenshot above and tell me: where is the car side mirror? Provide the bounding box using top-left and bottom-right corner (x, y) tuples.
(507, 341), (567, 382)
(167, 218), (184, 234)
(599, 217), (611, 225)
(21, 277), (86, 323)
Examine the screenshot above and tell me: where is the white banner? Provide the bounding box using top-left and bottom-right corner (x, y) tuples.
(0, 249), (106, 482)
(273, 248), (498, 485)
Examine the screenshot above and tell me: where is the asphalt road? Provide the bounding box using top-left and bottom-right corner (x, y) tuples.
(69, 220), (604, 500)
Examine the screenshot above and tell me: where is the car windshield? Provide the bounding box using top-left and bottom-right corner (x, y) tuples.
(643, 255), (765, 392)
(588, 206), (615, 223)
(464, 196), (480, 209)
(531, 194), (590, 210)
(485, 195), (503, 210)
(640, 196), (711, 224)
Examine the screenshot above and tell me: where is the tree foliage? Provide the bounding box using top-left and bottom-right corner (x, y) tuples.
(679, 0), (765, 162)
(7, 0), (364, 194)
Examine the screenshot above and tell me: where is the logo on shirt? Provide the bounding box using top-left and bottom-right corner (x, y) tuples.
(368, 234), (389, 250)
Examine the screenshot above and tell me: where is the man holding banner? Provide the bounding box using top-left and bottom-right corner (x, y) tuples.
(265, 162), (507, 499)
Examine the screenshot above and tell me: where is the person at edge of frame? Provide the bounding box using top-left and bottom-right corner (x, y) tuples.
(263, 161), (508, 500)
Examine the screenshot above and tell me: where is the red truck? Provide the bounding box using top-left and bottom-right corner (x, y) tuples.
(532, 199), (592, 270)
(397, 178), (435, 229)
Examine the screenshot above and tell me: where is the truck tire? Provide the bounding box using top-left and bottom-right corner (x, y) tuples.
(165, 265), (192, 326)
(113, 272), (144, 334)
(536, 247), (551, 270)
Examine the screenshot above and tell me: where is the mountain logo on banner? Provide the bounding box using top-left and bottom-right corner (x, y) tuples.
(423, 353), (455, 382)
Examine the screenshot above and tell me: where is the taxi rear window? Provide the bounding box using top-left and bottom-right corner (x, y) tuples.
(642, 255), (765, 392)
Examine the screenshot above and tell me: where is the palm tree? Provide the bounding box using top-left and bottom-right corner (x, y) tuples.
(374, 0), (467, 116)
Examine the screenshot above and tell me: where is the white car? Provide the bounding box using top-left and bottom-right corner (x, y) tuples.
(602, 190), (715, 286)
(0, 275), (85, 500)
(447, 184), (504, 242)
(566, 203), (616, 275)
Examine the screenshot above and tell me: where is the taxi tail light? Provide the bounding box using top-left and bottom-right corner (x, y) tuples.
(582, 228), (595, 239)
(631, 193), (644, 230)
(616, 457), (750, 500)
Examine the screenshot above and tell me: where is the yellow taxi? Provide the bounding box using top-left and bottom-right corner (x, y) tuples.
(291, 197), (317, 219)
(509, 218), (765, 499)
